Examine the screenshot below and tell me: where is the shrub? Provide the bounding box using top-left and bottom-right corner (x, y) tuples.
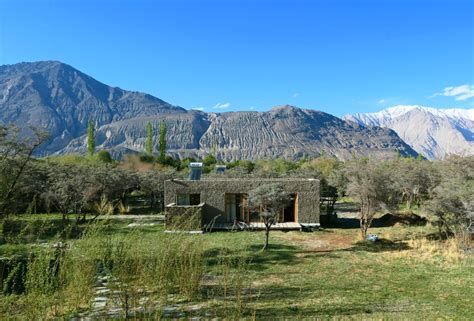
(96, 150), (112, 163)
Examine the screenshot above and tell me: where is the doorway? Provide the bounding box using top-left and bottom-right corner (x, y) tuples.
(281, 194), (298, 222)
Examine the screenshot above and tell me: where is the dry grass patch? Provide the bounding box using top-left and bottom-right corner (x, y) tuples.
(251, 274), (283, 288)
(276, 230), (354, 254)
(390, 237), (468, 265)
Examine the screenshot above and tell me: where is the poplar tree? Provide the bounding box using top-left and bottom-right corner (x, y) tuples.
(87, 120), (95, 157)
(145, 122), (153, 154)
(158, 120), (167, 162)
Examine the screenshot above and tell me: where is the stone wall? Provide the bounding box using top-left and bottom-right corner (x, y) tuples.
(164, 178), (319, 225)
(165, 203), (204, 230)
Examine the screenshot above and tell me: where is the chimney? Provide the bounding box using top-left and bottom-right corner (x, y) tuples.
(189, 162), (203, 181)
(215, 165), (226, 174)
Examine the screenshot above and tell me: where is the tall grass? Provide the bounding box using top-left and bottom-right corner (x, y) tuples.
(0, 218), (208, 318)
(407, 237), (466, 264)
(0, 215), (259, 319)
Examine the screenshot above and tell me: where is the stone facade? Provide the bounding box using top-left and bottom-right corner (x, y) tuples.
(164, 178), (320, 227)
(165, 203), (204, 230)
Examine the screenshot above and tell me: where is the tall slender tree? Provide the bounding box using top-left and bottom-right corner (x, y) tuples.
(145, 122), (153, 154)
(87, 120), (95, 157)
(158, 120), (167, 162)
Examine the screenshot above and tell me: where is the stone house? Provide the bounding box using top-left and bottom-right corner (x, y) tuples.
(164, 166), (320, 230)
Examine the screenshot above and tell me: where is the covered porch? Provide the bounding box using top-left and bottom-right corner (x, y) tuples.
(211, 221), (303, 231)
(224, 193), (299, 224)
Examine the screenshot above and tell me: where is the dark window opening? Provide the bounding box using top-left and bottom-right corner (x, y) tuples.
(176, 193), (201, 206)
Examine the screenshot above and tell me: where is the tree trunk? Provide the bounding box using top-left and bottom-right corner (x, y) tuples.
(263, 227), (270, 251)
(360, 223), (368, 240)
(360, 207), (369, 240)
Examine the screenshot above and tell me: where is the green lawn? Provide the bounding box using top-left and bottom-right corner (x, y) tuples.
(0, 216), (472, 320)
(201, 227), (473, 319)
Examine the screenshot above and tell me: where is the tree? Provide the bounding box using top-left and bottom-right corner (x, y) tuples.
(390, 157), (440, 209)
(145, 122), (153, 154)
(426, 156), (473, 246)
(43, 163), (93, 222)
(341, 159), (396, 239)
(0, 126), (48, 216)
(158, 120), (167, 163)
(138, 168), (176, 211)
(203, 154), (217, 166)
(87, 120), (95, 157)
(42, 162), (140, 221)
(248, 183), (290, 250)
(97, 150), (112, 163)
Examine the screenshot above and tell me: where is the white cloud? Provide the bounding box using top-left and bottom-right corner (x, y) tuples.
(436, 84), (474, 101)
(192, 107), (204, 111)
(378, 99), (386, 104)
(213, 102), (231, 109)
(292, 93), (300, 97)
(249, 106), (255, 110)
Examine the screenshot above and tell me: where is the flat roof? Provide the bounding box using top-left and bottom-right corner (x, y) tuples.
(166, 178), (319, 182)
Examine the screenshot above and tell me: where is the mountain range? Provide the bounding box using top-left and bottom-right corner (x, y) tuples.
(344, 106), (474, 160)
(0, 60), (453, 161)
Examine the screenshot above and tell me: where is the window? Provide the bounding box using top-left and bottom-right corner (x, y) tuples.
(225, 193), (249, 222)
(176, 193), (200, 206)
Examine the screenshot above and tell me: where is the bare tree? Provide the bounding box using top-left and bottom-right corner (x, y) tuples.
(0, 126), (48, 216)
(342, 159), (395, 239)
(138, 168), (176, 211)
(391, 157), (440, 209)
(426, 156), (474, 247)
(248, 183), (290, 250)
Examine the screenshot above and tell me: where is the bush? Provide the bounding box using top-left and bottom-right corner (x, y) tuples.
(138, 153), (155, 163)
(96, 150), (112, 163)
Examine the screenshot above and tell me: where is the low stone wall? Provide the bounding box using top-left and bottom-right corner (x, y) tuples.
(165, 203), (204, 230)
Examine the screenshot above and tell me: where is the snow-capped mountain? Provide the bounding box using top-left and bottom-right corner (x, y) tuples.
(344, 105), (474, 160)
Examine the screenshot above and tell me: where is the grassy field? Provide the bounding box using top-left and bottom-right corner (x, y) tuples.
(0, 215), (473, 320)
(203, 227), (472, 319)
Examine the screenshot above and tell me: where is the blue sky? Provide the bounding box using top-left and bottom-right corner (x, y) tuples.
(1, 0), (473, 116)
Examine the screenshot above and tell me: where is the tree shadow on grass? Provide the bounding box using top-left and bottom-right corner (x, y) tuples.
(246, 296), (399, 319)
(325, 213), (427, 230)
(343, 238), (411, 253)
(204, 243), (301, 271)
(245, 243), (300, 271)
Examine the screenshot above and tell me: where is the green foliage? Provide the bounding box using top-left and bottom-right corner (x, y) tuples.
(138, 152), (155, 163)
(226, 160), (255, 175)
(96, 150), (112, 163)
(426, 156), (474, 245)
(87, 120), (95, 157)
(339, 158), (398, 239)
(177, 157), (197, 171)
(0, 126), (48, 216)
(248, 183), (290, 250)
(211, 139), (218, 158)
(0, 216), (472, 319)
(94, 195), (114, 216)
(248, 183), (290, 214)
(145, 122), (153, 154)
(254, 159), (298, 175)
(0, 219), (211, 318)
(203, 154), (217, 166)
(158, 120), (167, 163)
(300, 156), (340, 179)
